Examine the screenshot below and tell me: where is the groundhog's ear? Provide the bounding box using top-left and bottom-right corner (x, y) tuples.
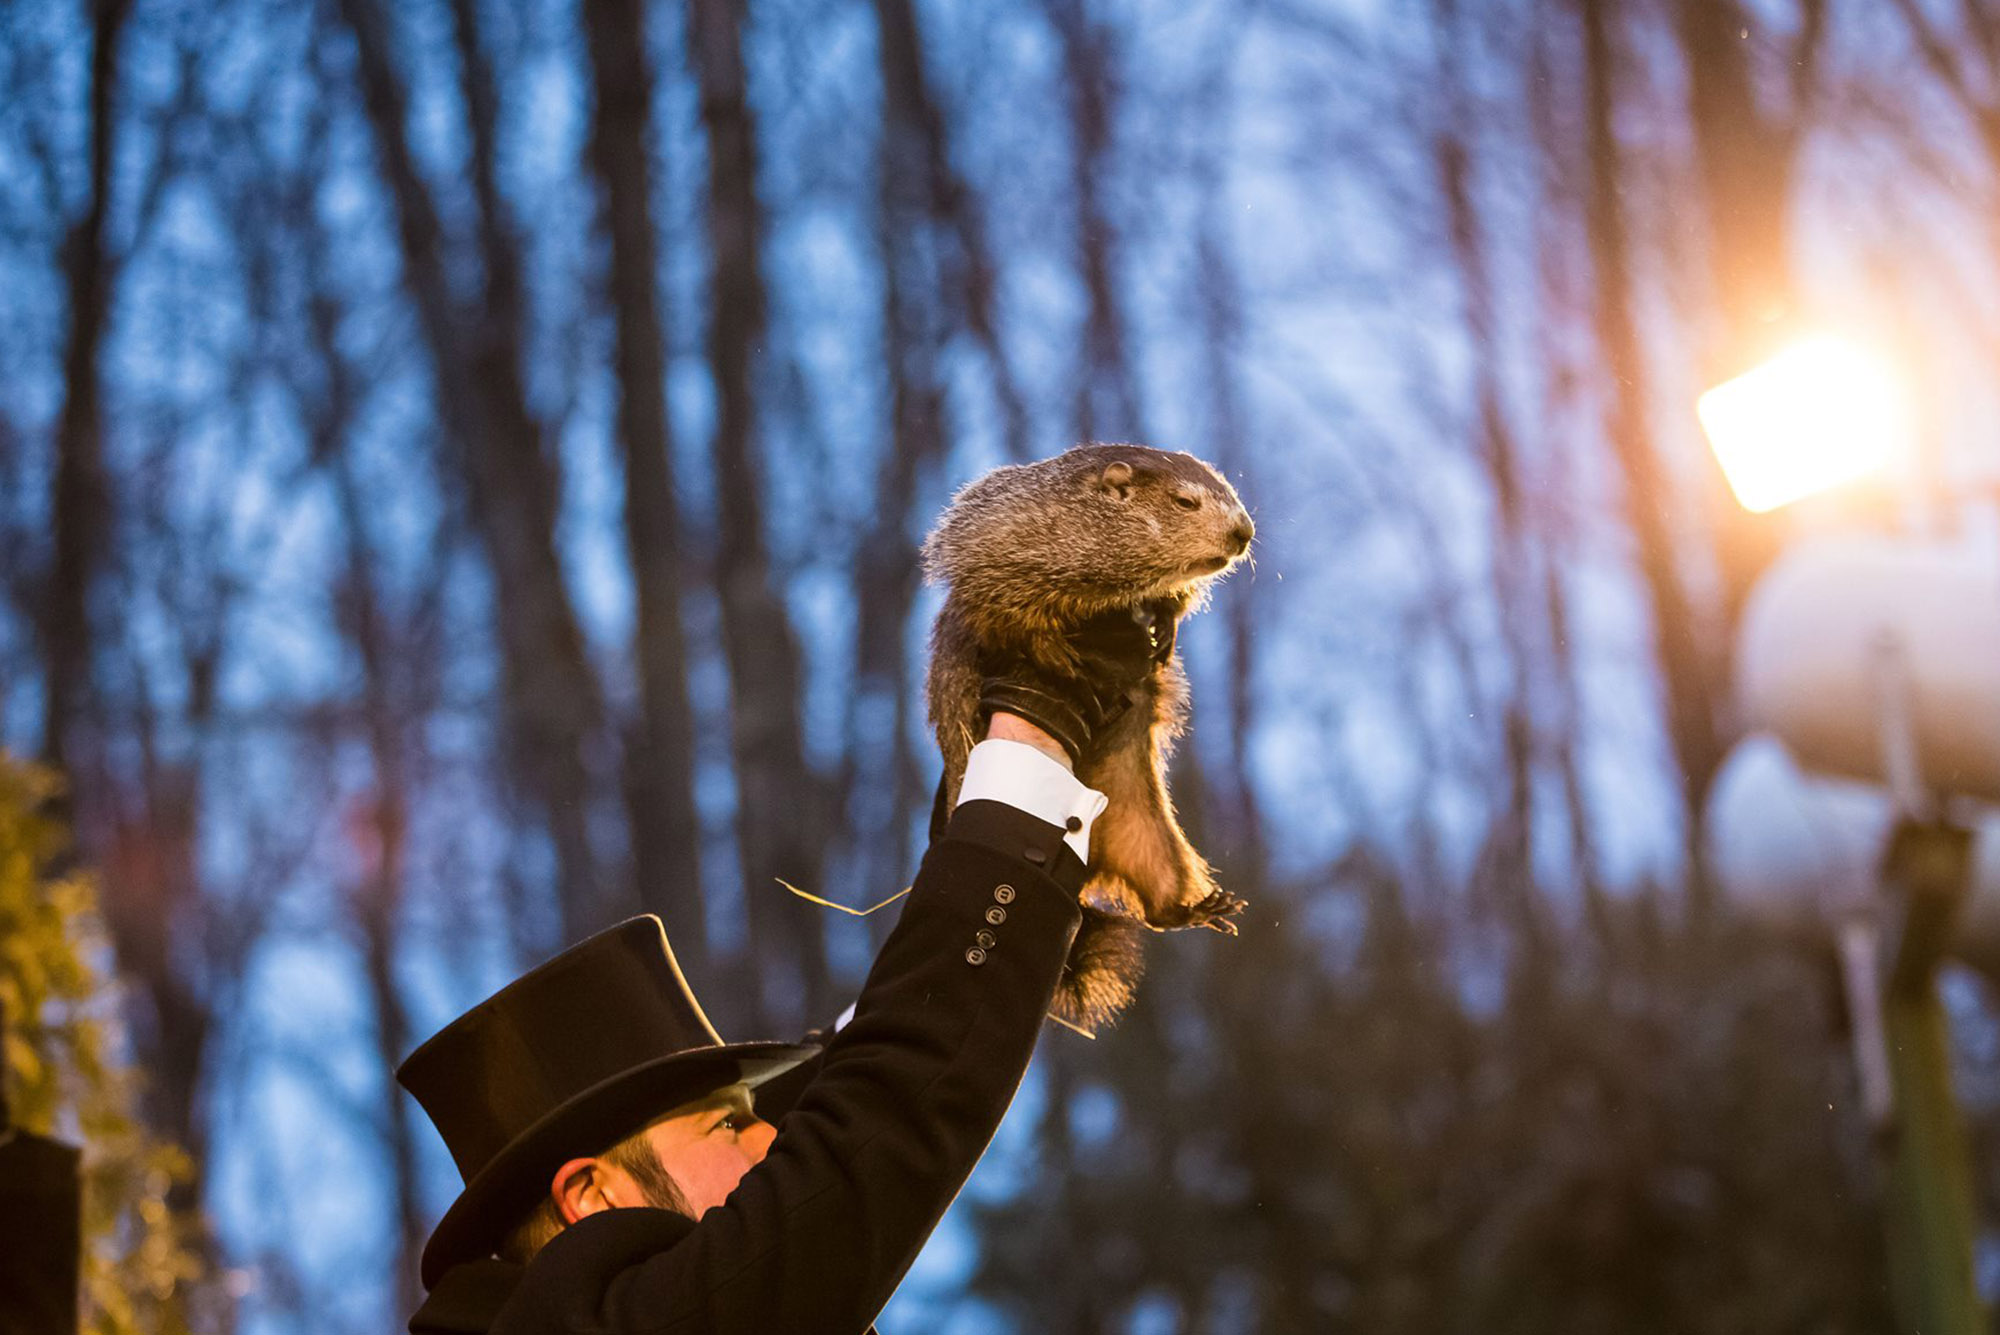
(1096, 460), (1134, 500)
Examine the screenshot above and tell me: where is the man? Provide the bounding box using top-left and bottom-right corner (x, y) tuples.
(403, 610), (1167, 1333)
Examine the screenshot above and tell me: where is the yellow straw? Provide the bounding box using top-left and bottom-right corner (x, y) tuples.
(776, 878), (912, 917)
(776, 878), (1097, 1040)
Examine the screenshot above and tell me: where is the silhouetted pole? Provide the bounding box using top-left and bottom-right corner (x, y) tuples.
(1876, 821), (1982, 1335)
(1698, 334), (1992, 1334)
(0, 998), (83, 1334)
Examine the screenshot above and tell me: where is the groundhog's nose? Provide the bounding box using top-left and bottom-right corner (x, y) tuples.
(1227, 517), (1254, 555)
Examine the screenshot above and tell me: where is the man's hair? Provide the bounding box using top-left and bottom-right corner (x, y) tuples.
(498, 1122), (692, 1266)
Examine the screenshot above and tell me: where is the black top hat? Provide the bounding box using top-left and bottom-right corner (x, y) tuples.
(398, 915), (815, 1288)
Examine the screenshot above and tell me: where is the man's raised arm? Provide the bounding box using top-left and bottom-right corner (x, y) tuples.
(495, 715), (1099, 1334)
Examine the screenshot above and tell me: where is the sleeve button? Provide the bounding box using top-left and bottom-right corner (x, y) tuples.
(1024, 847), (1048, 865)
(975, 929), (997, 949)
(1065, 815), (1082, 832)
(985, 906), (1007, 925)
(994, 884), (1016, 904)
(965, 947), (987, 966)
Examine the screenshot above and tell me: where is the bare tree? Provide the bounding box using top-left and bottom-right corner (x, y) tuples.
(40, 0), (133, 774)
(1526, 2), (1604, 902)
(1671, 0), (1828, 718)
(1184, 26), (1267, 881)
(1576, 0), (1722, 872)
(686, 0), (834, 1029)
(31, 0), (251, 1294)
(580, 0), (709, 976)
(832, 0), (973, 907)
(1428, 0), (1544, 931)
(293, 174), (434, 1307)
(333, 0), (617, 944)
(1045, 0), (1145, 444)
(331, 450), (431, 1319)
(1674, 0), (1826, 372)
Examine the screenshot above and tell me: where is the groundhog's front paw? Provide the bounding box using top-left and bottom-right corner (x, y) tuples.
(1195, 888), (1247, 933)
(1141, 881), (1247, 934)
(1169, 887), (1247, 934)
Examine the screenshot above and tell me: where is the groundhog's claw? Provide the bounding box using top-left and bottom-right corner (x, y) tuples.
(1184, 888), (1247, 934)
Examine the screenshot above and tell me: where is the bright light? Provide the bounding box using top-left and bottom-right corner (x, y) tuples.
(1696, 336), (1911, 514)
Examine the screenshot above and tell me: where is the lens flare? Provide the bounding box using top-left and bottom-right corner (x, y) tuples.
(1696, 336), (1911, 514)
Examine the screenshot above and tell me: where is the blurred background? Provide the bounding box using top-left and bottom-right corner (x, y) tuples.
(5, 0), (2000, 1329)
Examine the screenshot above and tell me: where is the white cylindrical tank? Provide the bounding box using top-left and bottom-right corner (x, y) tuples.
(1706, 735), (1890, 928)
(1736, 536), (2000, 803)
(1707, 735), (2000, 979)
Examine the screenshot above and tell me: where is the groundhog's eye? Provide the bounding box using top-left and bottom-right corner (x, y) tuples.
(1173, 492), (1202, 512)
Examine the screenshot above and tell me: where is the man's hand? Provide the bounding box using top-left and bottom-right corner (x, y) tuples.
(976, 602), (1177, 766)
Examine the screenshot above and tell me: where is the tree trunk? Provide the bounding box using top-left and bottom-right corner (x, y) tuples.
(1186, 48), (1267, 880)
(876, 0), (1029, 463)
(41, 0), (133, 774)
(1673, 0), (1823, 645)
(1430, 0), (1539, 920)
(1047, 0), (1144, 444)
(1527, 10), (1603, 904)
(37, 0), (234, 1274)
(307, 234), (430, 1315)
(338, 482), (427, 1318)
(1577, 0), (1722, 879)
(446, 0), (617, 943)
(580, 0), (708, 977)
(835, 0), (966, 909)
(336, 0), (614, 945)
(686, 0), (833, 1030)
(1674, 0), (1819, 369)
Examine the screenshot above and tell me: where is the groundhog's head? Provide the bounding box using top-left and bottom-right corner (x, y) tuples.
(922, 443), (1254, 624)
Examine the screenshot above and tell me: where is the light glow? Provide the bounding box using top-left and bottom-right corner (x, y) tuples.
(1696, 336), (1911, 514)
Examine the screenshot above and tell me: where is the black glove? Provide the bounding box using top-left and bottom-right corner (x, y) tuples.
(977, 601), (1178, 764)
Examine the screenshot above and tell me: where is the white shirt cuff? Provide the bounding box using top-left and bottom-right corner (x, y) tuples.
(955, 738), (1108, 864)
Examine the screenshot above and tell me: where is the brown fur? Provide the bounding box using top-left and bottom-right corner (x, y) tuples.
(922, 443), (1253, 1032)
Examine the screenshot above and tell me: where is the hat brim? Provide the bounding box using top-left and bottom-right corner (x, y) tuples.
(420, 1039), (817, 1288)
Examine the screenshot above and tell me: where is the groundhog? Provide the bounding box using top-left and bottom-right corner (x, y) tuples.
(923, 443), (1254, 1032)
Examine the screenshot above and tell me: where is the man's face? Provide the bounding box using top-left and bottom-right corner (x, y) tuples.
(635, 1083), (775, 1218)
(550, 1082), (776, 1230)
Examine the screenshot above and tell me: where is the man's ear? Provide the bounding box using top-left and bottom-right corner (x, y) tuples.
(552, 1157), (617, 1224)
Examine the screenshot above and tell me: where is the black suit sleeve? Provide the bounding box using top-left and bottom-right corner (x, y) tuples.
(498, 800), (1085, 1335)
